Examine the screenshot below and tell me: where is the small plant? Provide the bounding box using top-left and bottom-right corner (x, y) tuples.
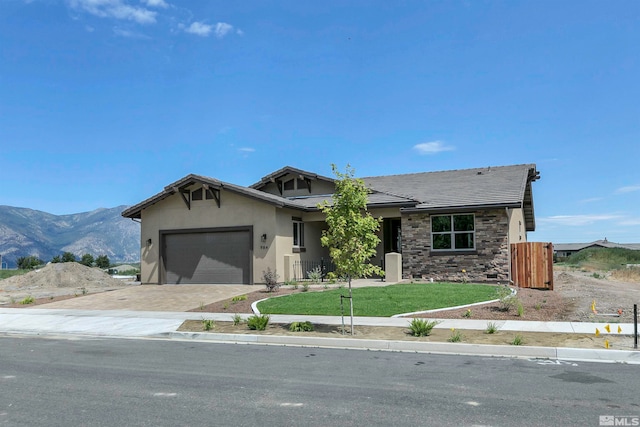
(232, 314), (243, 326)
(262, 268), (280, 292)
(289, 321), (314, 332)
(534, 302), (542, 311)
(284, 279), (298, 289)
(448, 328), (463, 342)
(511, 334), (524, 346)
(461, 269), (468, 283)
(516, 301), (524, 317)
(232, 294), (247, 303)
(307, 266), (322, 284)
(592, 272), (602, 279)
(323, 283), (329, 290)
(301, 283), (310, 292)
(496, 285), (517, 312)
(20, 295), (35, 305)
(462, 309), (472, 318)
(247, 314), (270, 331)
(485, 322), (499, 334)
(408, 318), (439, 337)
(202, 318), (215, 331)
(223, 303), (229, 310)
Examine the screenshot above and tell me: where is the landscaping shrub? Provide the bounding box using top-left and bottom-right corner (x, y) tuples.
(408, 318), (438, 337)
(262, 268), (280, 292)
(289, 321), (314, 332)
(247, 314), (270, 331)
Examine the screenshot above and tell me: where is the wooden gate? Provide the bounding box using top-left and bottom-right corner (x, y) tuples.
(510, 242), (554, 290)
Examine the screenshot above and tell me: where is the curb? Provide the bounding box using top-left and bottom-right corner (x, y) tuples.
(156, 330), (640, 364)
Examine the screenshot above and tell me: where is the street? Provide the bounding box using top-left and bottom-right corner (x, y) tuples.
(0, 336), (638, 426)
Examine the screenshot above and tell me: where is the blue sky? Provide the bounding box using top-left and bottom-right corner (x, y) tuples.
(1, 0), (639, 244)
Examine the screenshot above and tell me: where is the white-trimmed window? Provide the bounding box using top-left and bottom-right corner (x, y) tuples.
(431, 214), (475, 251)
(293, 219), (305, 247)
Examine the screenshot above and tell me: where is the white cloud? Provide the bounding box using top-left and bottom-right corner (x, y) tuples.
(579, 197), (603, 204)
(184, 21), (212, 37)
(113, 26), (150, 39)
(68, 0), (157, 24)
(214, 22), (234, 38)
(413, 141), (455, 155)
(236, 29), (244, 36)
(141, 0), (168, 8)
(238, 147), (255, 153)
(538, 214), (623, 227)
(615, 185), (640, 194)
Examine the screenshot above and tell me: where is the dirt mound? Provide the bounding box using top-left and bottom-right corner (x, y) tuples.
(1, 263), (125, 291)
(555, 272), (574, 284)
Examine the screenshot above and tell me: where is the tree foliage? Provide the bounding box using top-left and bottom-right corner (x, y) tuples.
(80, 253), (94, 267)
(61, 252), (76, 263)
(16, 255), (43, 270)
(319, 164), (383, 281)
(95, 255), (110, 269)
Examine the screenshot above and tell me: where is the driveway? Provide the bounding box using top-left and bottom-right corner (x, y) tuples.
(33, 284), (264, 312)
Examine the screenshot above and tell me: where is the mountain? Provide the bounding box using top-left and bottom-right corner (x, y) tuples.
(0, 205), (140, 268)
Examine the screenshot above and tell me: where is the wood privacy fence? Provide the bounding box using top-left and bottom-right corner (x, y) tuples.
(510, 242), (554, 290)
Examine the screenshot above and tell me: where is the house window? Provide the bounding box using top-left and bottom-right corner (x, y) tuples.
(191, 188), (214, 201)
(431, 214), (475, 251)
(284, 179), (295, 191)
(191, 188), (203, 201)
(293, 220), (305, 247)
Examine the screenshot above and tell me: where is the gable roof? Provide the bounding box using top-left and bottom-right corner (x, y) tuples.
(250, 166), (334, 190)
(122, 174), (307, 219)
(123, 164), (539, 229)
(554, 240), (640, 252)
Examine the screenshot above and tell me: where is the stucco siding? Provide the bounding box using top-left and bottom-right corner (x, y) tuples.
(139, 186), (278, 284)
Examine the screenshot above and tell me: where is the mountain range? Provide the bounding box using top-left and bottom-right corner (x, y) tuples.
(0, 205), (140, 268)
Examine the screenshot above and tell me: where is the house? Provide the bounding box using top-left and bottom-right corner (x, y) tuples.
(122, 164), (540, 285)
(554, 239), (640, 259)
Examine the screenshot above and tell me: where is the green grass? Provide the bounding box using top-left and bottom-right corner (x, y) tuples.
(256, 282), (498, 317)
(0, 269), (29, 280)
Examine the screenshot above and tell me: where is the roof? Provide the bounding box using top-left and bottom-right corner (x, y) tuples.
(122, 174), (307, 219)
(554, 240), (640, 252)
(250, 166), (334, 190)
(123, 164), (539, 228)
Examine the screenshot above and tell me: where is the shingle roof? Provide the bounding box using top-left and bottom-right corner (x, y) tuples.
(123, 164), (539, 227)
(361, 164), (538, 211)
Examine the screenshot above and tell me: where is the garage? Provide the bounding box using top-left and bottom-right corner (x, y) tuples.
(162, 228), (252, 284)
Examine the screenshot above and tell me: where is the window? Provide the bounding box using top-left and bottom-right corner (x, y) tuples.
(431, 214), (475, 251)
(191, 188), (203, 201)
(293, 220), (305, 247)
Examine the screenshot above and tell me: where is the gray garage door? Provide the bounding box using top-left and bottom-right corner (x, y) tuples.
(163, 230), (251, 284)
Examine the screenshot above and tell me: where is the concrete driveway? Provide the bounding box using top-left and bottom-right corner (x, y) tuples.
(34, 284), (264, 312)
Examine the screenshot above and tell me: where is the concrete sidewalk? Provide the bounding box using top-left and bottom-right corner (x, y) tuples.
(1, 307), (638, 364)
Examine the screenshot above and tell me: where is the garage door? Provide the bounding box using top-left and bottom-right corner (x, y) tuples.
(163, 230), (251, 284)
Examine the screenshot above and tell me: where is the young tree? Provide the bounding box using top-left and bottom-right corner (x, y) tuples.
(319, 164), (383, 335)
(95, 255), (110, 269)
(80, 253), (94, 267)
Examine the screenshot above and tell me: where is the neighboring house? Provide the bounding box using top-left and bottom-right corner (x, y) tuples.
(554, 239), (640, 258)
(122, 164), (540, 285)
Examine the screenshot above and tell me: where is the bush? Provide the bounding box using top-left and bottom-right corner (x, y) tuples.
(202, 318), (215, 331)
(511, 334), (524, 346)
(448, 328), (463, 342)
(232, 314), (243, 326)
(301, 283), (310, 292)
(408, 318), (438, 337)
(232, 294), (247, 303)
(289, 321), (314, 332)
(307, 266), (322, 284)
(496, 285), (517, 312)
(247, 314), (270, 331)
(20, 296), (35, 305)
(262, 268), (280, 292)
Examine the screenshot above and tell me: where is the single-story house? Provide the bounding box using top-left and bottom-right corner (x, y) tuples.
(554, 239), (640, 259)
(122, 164), (540, 285)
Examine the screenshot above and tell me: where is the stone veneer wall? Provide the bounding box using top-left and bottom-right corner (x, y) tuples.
(401, 209), (510, 283)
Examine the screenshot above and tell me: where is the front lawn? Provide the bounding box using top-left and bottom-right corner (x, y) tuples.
(256, 282), (498, 317)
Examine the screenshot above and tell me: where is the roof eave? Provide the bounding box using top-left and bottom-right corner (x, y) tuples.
(400, 202), (522, 214)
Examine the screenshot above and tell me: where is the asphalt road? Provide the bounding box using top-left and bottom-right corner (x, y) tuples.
(0, 336), (638, 426)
